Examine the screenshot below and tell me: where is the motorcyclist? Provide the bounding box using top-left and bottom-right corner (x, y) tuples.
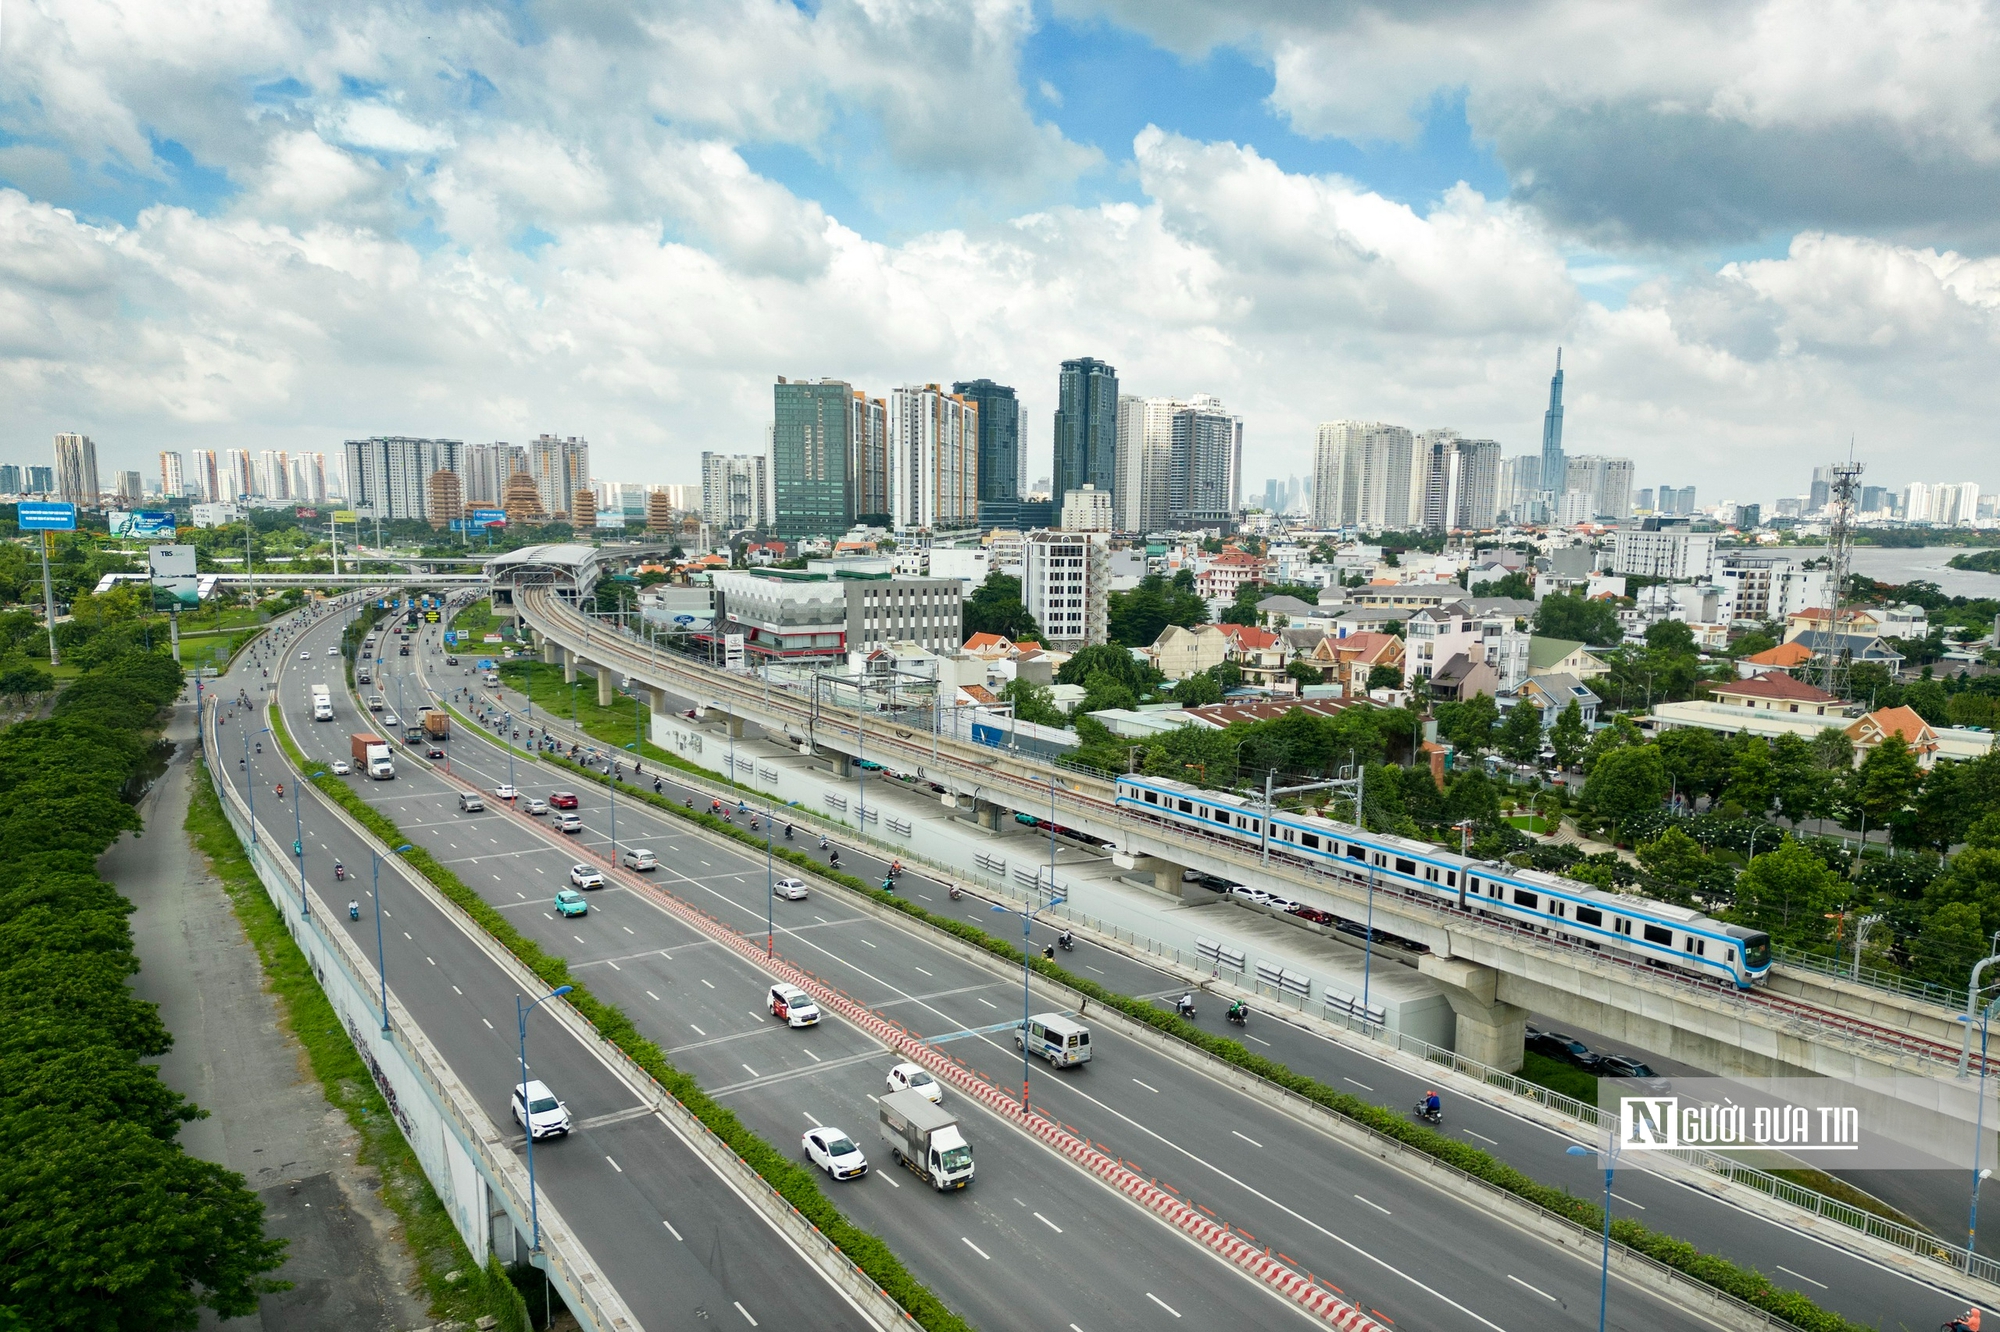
(348, 899), (360, 919)
(1227, 998), (1247, 1022)
(275, 783), (284, 798)
(818, 834), (828, 851)
(1176, 992), (1195, 1018)
(1423, 1090), (1442, 1119)
(1058, 929), (1074, 949)
(783, 822), (793, 839)
(1948, 1308), (1982, 1332)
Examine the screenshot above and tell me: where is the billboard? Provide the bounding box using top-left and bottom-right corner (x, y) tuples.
(148, 544), (201, 610)
(107, 510), (178, 539)
(295, 507), (318, 519)
(469, 508), (506, 526)
(334, 509), (360, 523)
(17, 501), (76, 532)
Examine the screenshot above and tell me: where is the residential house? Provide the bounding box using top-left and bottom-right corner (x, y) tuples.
(1707, 675), (1848, 719)
(1735, 641), (1813, 679)
(961, 631), (1018, 660)
(1404, 602), (1481, 689)
(1789, 628), (1906, 678)
(1527, 636), (1610, 681)
(1310, 632), (1404, 697)
(1347, 582), (1463, 610)
(1516, 673), (1600, 730)
(1844, 706), (1941, 768)
(1257, 594), (1341, 631)
(1430, 653), (1499, 702)
(1149, 623), (1230, 680)
(1785, 604), (1931, 643)
(1195, 550), (1268, 602)
(1218, 623), (1290, 687)
(1334, 606), (1413, 637)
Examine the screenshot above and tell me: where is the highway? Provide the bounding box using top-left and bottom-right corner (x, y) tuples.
(213, 605), (887, 1332)
(292, 598), (1796, 1332)
(446, 612), (1984, 1330)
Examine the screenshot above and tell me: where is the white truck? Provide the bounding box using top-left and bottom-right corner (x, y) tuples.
(878, 1089), (973, 1192)
(311, 683), (333, 722)
(351, 732), (395, 780)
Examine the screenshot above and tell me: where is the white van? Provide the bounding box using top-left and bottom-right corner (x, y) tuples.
(621, 848), (657, 871)
(1015, 1012), (1092, 1067)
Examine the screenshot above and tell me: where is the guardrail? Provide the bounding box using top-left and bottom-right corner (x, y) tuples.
(1774, 944), (1966, 1014)
(200, 698), (639, 1332)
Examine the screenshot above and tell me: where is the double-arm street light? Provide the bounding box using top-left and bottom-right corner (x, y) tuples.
(1566, 1137), (1624, 1332)
(369, 843), (415, 1033)
(991, 893), (1067, 1112)
(517, 984), (574, 1254)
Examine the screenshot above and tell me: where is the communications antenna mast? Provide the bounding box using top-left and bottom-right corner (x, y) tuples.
(1806, 457), (1864, 699)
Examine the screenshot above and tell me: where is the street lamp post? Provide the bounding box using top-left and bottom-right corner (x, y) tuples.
(246, 725), (272, 846)
(1566, 1139), (1622, 1332)
(517, 984), (575, 1254)
(992, 895), (1066, 1111)
(1852, 912), (1884, 980)
(370, 843), (414, 1032)
(503, 711), (515, 794)
(293, 773), (324, 915)
(1970, 993), (2000, 1263)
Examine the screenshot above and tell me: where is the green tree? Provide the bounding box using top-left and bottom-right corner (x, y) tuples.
(963, 572), (1041, 641)
(1921, 814), (2000, 940)
(1079, 671), (1137, 714)
(1479, 570), (1535, 600)
(1286, 658), (1322, 686)
(0, 665), (54, 704)
(1143, 723), (1240, 787)
(1644, 619), (1697, 655)
(1171, 672), (1223, 707)
(1912, 901), (1986, 988)
(1106, 574), (1208, 646)
(1636, 827), (1727, 907)
(1055, 643), (1158, 693)
(1549, 700), (1588, 770)
(1655, 727), (1733, 803)
(1769, 732), (1832, 825)
(1730, 629), (1778, 659)
(1496, 698), (1543, 765)
(1435, 693), (1498, 755)
(1733, 838), (1848, 948)
(1810, 725), (1854, 773)
(1000, 678), (1066, 727)
(1365, 663), (1404, 692)
(1533, 592), (1622, 645)
(1722, 738), (1778, 816)
(1849, 735), (1922, 834)
(1583, 743), (1667, 836)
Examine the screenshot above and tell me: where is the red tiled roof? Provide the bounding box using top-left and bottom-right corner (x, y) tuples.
(1711, 674), (1837, 704)
(962, 632), (1013, 652)
(1743, 642), (1813, 667)
(1183, 699), (1356, 727)
(1847, 706), (1938, 751)
(1220, 624), (1280, 650)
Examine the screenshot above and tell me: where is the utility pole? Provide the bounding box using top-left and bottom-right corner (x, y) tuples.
(39, 532), (59, 666)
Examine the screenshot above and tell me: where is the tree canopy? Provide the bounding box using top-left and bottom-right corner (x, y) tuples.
(1533, 592), (1623, 645)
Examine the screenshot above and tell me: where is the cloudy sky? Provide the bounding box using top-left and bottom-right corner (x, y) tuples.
(5, 0), (1999, 506)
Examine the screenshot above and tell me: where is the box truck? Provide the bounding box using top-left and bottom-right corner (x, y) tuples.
(311, 684), (333, 722)
(422, 709), (450, 740)
(878, 1089), (973, 1191)
(350, 733), (394, 780)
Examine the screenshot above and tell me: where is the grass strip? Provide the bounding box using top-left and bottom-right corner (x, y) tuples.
(534, 751), (1878, 1332)
(185, 759), (532, 1332)
(267, 706), (973, 1332)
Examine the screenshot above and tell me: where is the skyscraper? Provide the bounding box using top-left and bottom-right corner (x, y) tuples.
(26, 466), (53, 495)
(190, 450), (220, 503)
(1563, 454), (1635, 519)
(289, 452), (328, 504)
(772, 377), (865, 537)
(951, 379), (1020, 504)
(343, 437), (464, 521)
(1539, 349), (1566, 499)
(159, 451), (185, 499)
(1169, 396), (1241, 527)
(1498, 454), (1541, 522)
(1052, 358), (1118, 498)
(116, 471), (143, 502)
(1114, 395), (1179, 532)
(223, 448), (253, 501)
(1452, 438), (1502, 530)
(0, 467), (20, 495)
(1809, 465), (1833, 513)
(1312, 421), (1413, 530)
(463, 442), (527, 508)
(53, 432), (100, 508)
(527, 435), (590, 520)
(889, 384), (979, 532)
(256, 449), (291, 500)
(701, 452), (769, 531)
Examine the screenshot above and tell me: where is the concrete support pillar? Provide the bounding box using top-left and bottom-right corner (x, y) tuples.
(831, 754), (851, 779)
(972, 798), (999, 830)
(561, 648), (577, 685)
(650, 687), (669, 716)
(596, 665), (615, 707)
(1418, 955), (1528, 1072)
(541, 637), (558, 665)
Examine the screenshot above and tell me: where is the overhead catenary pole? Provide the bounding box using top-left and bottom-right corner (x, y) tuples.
(40, 532), (58, 666)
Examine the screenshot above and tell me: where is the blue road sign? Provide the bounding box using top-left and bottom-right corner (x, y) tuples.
(17, 501), (77, 532)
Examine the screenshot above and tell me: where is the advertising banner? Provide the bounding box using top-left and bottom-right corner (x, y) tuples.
(469, 508), (506, 527)
(334, 509), (360, 523)
(17, 501), (77, 532)
(148, 544), (202, 610)
(108, 510), (178, 539)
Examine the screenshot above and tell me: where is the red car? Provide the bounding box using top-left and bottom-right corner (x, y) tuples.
(549, 791), (580, 810)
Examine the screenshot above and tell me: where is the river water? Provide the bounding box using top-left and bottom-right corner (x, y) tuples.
(1846, 546), (2000, 599)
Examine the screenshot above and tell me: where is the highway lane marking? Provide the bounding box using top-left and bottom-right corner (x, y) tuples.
(1611, 1193), (1646, 1210)
(452, 985), (462, 995)
(605, 960), (621, 971)
(1034, 1211), (1063, 1233)
(1243, 1034), (1272, 1046)
(1230, 1130), (1263, 1148)
(859, 939), (876, 948)
(1145, 1293), (1180, 1318)
(427, 956), (436, 966)
(803, 1048), (821, 1063)
(622, 925), (634, 934)
(734, 1300), (758, 1326)
(1353, 1194), (1391, 1215)
(606, 1156), (623, 1173)
(1506, 1275), (1555, 1302)
(977, 998), (997, 1009)
(913, 965), (931, 976)
(402, 931), (412, 940)
(1343, 1077), (1374, 1092)
(1463, 1129), (1497, 1145)
(1774, 1265), (1825, 1289)
(669, 1026), (788, 1054)
(961, 1238), (991, 1260)
(742, 1063), (758, 1077)
(662, 1219), (682, 1241)
(1132, 1079), (1160, 1094)
(708, 1049), (885, 1096)
(1085, 965), (1105, 974)
(482, 1018), (494, 1029)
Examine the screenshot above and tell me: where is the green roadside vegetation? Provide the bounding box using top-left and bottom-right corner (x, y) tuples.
(1516, 1051), (1599, 1104)
(450, 597), (506, 641)
(265, 707), (973, 1332)
(497, 659), (663, 761)
(0, 650), (288, 1330)
(185, 764), (533, 1331)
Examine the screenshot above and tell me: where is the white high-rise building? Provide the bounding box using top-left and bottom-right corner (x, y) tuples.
(1413, 429), (1459, 532)
(599, 481), (650, 522)
(222, 449), (253, 502)
(288, 452), (328, 504)
(159, 451), (185, 499)
(1113, 394), (1178, 532)
(1453, 438), (1502, 530)
(1171, 395), (1241, 527)
(54, 432), (100, 508)
(255, 449), (291, 501)
(1562, 454), (1635, 519)
(1061, 484), (1114, 532)
(462, 442), (527, 508)
(1312, 421), (1413, 530)
(343, 437), (464, 521)
(1498, 454), (1542, 523)
(1022, 529), (1108, 650)
(189, 450), (220, 502)
(888, 384), (978, 532)
(700, 453), (769, 531)
(527, 434), (590, 520)
(1612, 526), (1717, 580)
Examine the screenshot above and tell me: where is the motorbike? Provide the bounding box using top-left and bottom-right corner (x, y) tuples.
(947, 885), (963, 901)
(348, 901), (361, 920)
(828, 851), (840, 868)
(880, 876), (895, 893)
(1225, 1004), (1248, 1026)
(334, 864), (346, 881)
(1056, 932), (1074, 951)
(1412, 1100), (1444, 1126)
(1174, 995), (1197, 1020)
(783, 823), (793, 840)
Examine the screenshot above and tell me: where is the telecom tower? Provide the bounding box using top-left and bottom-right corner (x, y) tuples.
(1805, 458), (1864, 699)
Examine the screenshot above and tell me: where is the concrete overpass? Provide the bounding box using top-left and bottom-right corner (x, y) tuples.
(503, 578), (1978, 1086)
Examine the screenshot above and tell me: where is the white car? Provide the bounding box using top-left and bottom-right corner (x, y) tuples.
(769, 984), (819, 1027)
(298, 651), (310, 660)
(524, 797), (549, 816)
(569, 864), (604, 889)
(495, 784), (518, 801)
(330, 759), (352, 775)
(1229, 886), (1272, 905)
(621, 847), (656, 871)
(801, 1126), (867, 1180)
(382, 712), (400, 727)
(326, 646), (339, 655)
(885, 1062), (942, 1103)
(511, 1079), (571, 1140)
(774, 877), (809, 901)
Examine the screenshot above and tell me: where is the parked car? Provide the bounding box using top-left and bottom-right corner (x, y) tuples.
(1525, 1027), (1600, 1069)
(801, 1126), (867, 1180)
(556, 813), (583, 833)
(511, 1079), (571, 1139)
(549, 791), (580, 809)
(774, 877), (809, 901)
(885, 1062), (942, 1103)
(1595, 1054), (1668, 1089)
(554, 889), (588, 918)
(569, 864), (604, 889)
(1228, 885), (1272, 905)
(525, 798), (549, 816)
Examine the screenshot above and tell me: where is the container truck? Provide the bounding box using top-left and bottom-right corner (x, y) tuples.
(350, 733), (394, 780)
(877, 1089), (973, 1191)
(422, 709), (450, 740)
(311, 684), (333, 722)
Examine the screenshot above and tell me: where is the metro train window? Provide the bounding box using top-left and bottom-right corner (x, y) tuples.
(1726, 948), (1735, 963)
(1445, 871), (1457, 888)
(1467, 876), (1479, 892)
(1302, 834), (1320, 850)
(1643, 924), (1672, 946)
(1347, 845), (1368, 862)
(1178, 800), (1192, 814)
(1552, 902), (1566, 917)
(1513, 889), (1538, 909)
(1575, 906), (1603, 927)
(1144, 791), (1158, 804)
(1394, 857), (1416, 875)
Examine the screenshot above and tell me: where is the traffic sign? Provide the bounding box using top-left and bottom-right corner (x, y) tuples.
(17, 501), (77, 532)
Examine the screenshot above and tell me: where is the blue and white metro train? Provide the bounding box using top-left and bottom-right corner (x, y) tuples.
(1113, 773), (1771, 989)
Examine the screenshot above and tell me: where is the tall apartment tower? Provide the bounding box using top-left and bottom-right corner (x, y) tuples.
(951, 379), (1020, 504)
(1498, 454), (1541, 522)
(1539, 349), (1566, 499)
(53, 432), (100, 509)
(1053, 358), (1118, 499)
(889, 384), (979, 532)
(1312, 421), (1413, 530)
(700, 452), (770, 531)
(1115, 395), (1179, 532)
(1022, 528), (1109, 650)
(462, 442), (527, 508)
(223, 448), (254, 501)
(256, 449), (291, 501)
(1171, 395), (1241, 527)
(527, 435), (590, 520)
(343, 437), (464, 521)
(771, 377), (866, 537)
(1452, 438), (1502, 530)
(289, 452), (329, 505)
(159, 451), (185, 500)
